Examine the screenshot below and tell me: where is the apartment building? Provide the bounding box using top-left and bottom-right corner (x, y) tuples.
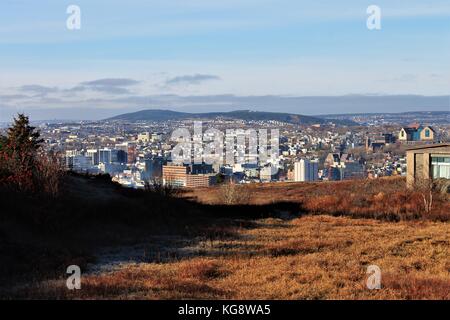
(162, 164), (217, 188)
(162, 164), (189, 187)
(294, 159), (319, 182)
(186, 174), (217, 188)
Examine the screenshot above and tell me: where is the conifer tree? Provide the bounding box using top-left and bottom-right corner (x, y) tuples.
(6, 114), (43, 154)
(0, 114), (44, 190)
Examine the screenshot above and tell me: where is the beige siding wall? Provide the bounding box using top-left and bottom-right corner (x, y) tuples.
(422, 153), (430, 181)
(407, 152), (430, 188)
(419, 127), (434, 141)
(406, 152), (415, 188)
(398, 129), (408, 141)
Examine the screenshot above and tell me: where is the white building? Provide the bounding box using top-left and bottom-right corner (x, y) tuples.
(260, 165), (276, 182)
(294, 159), (319, 182)
(86, 149), (99, 165)
(137, 132), (151, 143)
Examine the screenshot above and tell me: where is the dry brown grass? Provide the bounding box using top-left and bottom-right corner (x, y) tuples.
(184, 177), (450, 222)
(8, 215), (449, 300)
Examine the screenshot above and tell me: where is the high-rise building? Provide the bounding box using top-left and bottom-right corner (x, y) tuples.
(86, 149), (99, 165)
(162, 164), (189, 187)
(186, 174), (217, 188)
(294, 159), (319, 182)
(99, 148), (112, 164)
(111, 149), (127, 164)
(162, 164), (217, 188)
(99, 148), (127, 164)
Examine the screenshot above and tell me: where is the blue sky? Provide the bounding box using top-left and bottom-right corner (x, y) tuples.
(0, 0), (449, 120)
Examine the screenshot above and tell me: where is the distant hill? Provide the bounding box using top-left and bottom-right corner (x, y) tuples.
(106, 109), (356, 126)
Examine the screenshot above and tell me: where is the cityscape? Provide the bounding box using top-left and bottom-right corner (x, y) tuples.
(21, 110), (449, 189)
(0, 0), (449, 308)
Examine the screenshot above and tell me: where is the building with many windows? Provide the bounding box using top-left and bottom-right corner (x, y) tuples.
(162, 164), (189, 187)
(294, 159), (319, 182)
(186, 174), (217, 188)
(162, 164), (217, 188)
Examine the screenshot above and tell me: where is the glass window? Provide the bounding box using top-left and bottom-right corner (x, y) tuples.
(432, 156), (450, 179)
(432, 157), (450, 164)
(425, 129), (430, 137)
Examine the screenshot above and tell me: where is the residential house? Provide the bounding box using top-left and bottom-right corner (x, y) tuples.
(399, 124), (436, 144)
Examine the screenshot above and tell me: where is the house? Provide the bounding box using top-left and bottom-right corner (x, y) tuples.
(399, 124), (436, 144)
(406, 143), (450, 188)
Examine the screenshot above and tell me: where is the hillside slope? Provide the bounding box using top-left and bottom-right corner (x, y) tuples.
(106, 109), (357, 125)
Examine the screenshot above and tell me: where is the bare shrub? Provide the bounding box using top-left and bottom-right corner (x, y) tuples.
(218, 182), (251, 205)
(0, 150), (64, 197)
(414, 179), (434, 214)
(384, 273), (450, 300)
(34, 152), (65, 197)
(144, 177), (179, 197)
(434, 178), (450, 195)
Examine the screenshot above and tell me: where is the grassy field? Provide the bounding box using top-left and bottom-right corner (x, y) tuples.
(7, 215), (450, 300)
(184, 177), (450, 221)
(1, 175), (449, 299)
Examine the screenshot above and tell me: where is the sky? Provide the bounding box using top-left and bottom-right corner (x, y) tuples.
(0, 0), (449, 120)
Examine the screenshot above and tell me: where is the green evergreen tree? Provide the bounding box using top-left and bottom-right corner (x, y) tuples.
(0, 114), (58, 194)
(6, 114), (43, 153)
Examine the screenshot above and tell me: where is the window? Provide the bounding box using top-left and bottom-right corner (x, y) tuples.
(432, 156), (450, 179)
(425, 129), (430, 138)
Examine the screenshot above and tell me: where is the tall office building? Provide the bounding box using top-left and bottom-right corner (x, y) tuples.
(111, 149), (128, 164)
(162, 164), (216, 188)
(294, 159), (319, 182)
(99, 148), (127, 164)
(99, 148), (112, 164)
(162, 164), (189, 187)
(86, 149), (99, 165)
